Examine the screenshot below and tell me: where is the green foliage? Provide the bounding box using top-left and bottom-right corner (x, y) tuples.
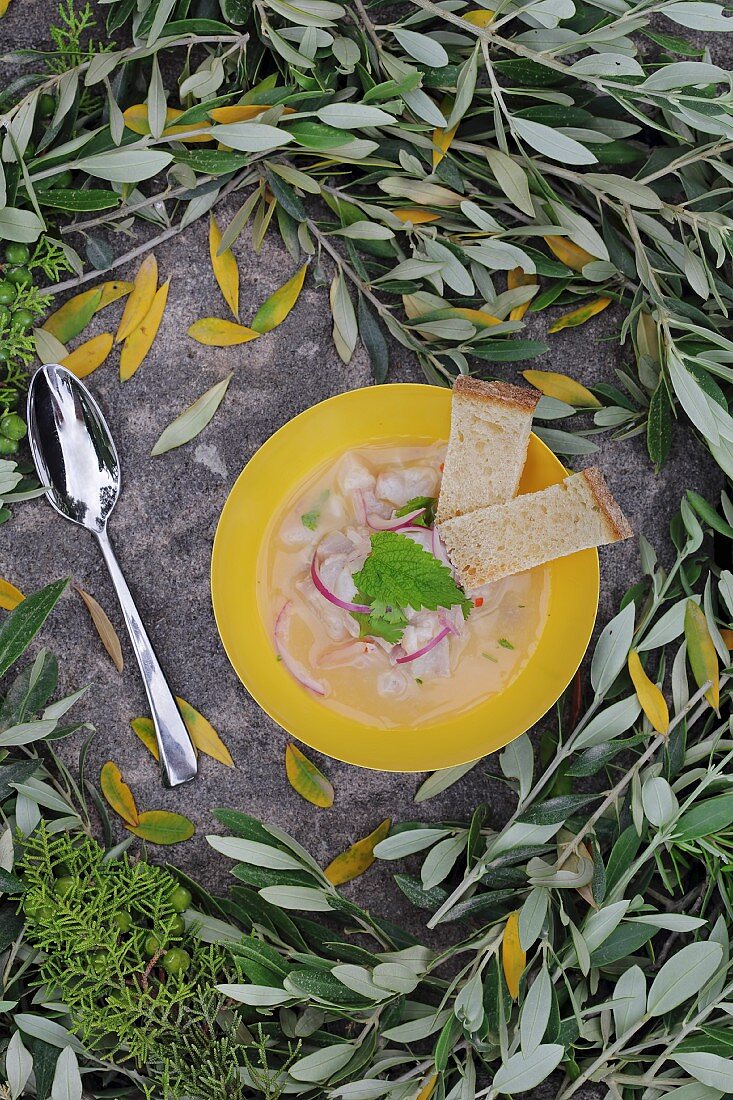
(22, 831), (241, 1082)
(46, 0), (108, 73)
(3, 0), (733, 478)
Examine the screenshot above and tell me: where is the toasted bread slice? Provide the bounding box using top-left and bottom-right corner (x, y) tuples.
(439, 467), (632, 589)
(436, 377), (541, 524)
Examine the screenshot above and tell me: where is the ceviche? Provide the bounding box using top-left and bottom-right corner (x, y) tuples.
(262, 442), (550, 730)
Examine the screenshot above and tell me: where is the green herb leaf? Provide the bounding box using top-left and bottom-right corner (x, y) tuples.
(353, 532), (471, 619)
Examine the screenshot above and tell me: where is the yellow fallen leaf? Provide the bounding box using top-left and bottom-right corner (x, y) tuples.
(100, 761), (139, 827)
(324, 818), (391, 885)
(75, 584), (123, 671)
(0, 578), (24, 611)
(548, 297), (611, 334)
(209, 104), (295, 123)
(127, 810), (195, 844)
(209, 215), (239, 320)
(462, 8), (494, 25)
(123, 103), (212, 142)
(187, 318), (261, 346)
(685, 600), (720, 711)
(416, 1076), (438, 1100)
(545, 236), (598, 272)
(251, 263), (308, 334)
(62, 333), (114, 379)
(120, 278), (170, 380)
(628, 650), (668, 734)
(132, 706), (233, 767)
(175, 696), (233, 767)
(392, 208), (440, 225)
(502, 911), (525, 1000)
(507, 267), (537, 322)
(451, 306), (501, 327)
(131, 716), (159, 761)
(432, 123), (458, 169)
(116, 254), (158, 344)
(0, 0), (12, 17)
(43, 287), (103, 343)
(43, 282), (132, 342)
(96, 280), (135, 309)
(522, 368), (601, 407)
(285, 744), (334, 808)
(720, 628), (733, 650)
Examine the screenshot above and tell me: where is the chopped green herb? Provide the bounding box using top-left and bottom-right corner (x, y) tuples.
(415, 677), (423, 685)
(301, 489), (330, 531)
(395, 495), (438, 528)
(498, 638), (515, 650)
(353, 603), (407, 645)
(482, 651), (498, 663)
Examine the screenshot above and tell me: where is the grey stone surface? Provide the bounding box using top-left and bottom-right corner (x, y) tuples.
(0, 2), (721, 940)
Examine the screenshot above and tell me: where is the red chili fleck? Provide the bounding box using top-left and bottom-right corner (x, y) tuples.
(474, 597), (484, 607)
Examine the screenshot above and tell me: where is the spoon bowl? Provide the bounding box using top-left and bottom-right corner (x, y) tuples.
(27, 365), (197, 788)
(27, 363), (119, 532)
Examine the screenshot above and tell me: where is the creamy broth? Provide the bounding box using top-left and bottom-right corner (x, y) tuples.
(260, 441), (550, 730)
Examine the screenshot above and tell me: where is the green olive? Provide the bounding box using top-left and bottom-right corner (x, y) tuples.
(113, 912), (132, 933)
(0, 413), (26, 441)
(4, 244), (29, 266)
(168, 913), (185, 937)
(144, 932), (161, 957)
(168, 885), (192, 913)
(11, 309), (34, 330)
(161, 948), (190, 977)
(7, 267), (32, 289)
(39, 93), (56, 117)
(0, 437), (19, 455)
(91, 951), (108, 975)
(24, 897), (54, 922)
(0, 282), (16, 306)
(54, 876), (76, 898)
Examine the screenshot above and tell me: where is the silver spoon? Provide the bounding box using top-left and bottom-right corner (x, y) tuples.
(27, 364), (198, 788)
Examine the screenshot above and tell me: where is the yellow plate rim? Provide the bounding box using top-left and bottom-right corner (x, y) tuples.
(211, 384), (600, 772)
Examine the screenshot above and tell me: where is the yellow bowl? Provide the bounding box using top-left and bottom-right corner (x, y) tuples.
(211, 384), (599, 772)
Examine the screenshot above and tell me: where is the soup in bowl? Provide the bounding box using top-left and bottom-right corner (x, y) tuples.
(211, 385), (599, 771)
(265, 441), (550, 730)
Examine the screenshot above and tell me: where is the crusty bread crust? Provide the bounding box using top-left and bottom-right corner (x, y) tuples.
(453, 375), (541, 414)
(581, 467), (633, 541)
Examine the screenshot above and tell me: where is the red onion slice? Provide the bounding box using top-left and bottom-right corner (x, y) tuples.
(395, 625), (452, 665)
(432, 525), (451, 568)
(311, 555), (371, 615)
(274, 602), (326, 696)
(367, 507), (427, 530)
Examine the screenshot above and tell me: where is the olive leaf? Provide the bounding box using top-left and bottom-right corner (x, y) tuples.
(116, 255), (158, 343)
(62, 334), (114, 379)
(127, 810), (195, 845)
(285, 744), (334, 809)
(120, 278), (170, 381)
(150, 374), (232, 456)
(99, 761), (139, 827)
(74, 584), (123, 671)
(0, 578), (24, 612)
(324, 819), (391, 886)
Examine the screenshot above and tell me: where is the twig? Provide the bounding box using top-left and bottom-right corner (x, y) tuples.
(46, 169), (253, 295)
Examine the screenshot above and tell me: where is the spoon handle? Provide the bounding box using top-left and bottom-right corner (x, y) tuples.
(96, 529), (198, 787)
